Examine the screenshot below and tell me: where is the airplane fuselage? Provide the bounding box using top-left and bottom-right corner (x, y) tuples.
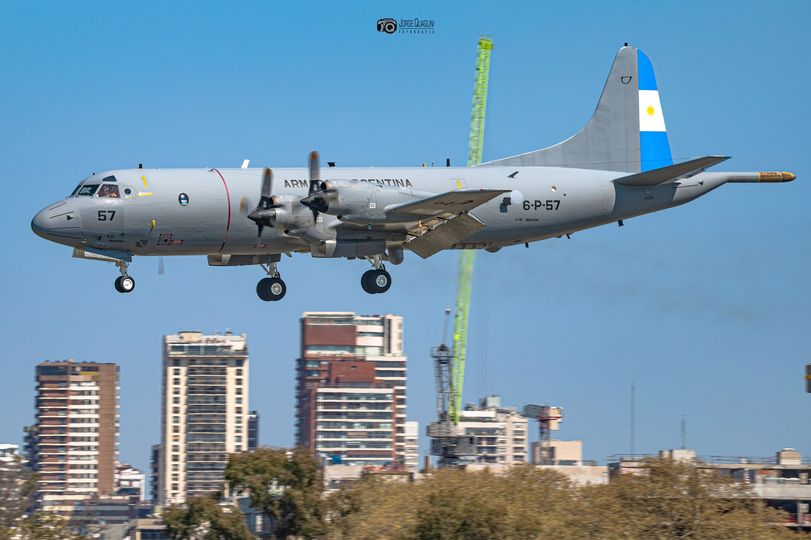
(32, 165), (730, 258)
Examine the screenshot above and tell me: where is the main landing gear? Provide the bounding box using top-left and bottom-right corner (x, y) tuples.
(114, 261), (135, 293)
(256, 262), (286, 302)
(361, 256), (392, 295)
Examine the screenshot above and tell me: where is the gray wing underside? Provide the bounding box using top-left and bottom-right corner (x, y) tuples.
(614, 155), (729, 187)
(385, 188), (509, 220)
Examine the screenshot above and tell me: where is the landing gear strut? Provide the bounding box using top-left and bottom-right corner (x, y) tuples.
(114, 261), (135, 293)
(256, 261), (286, 301)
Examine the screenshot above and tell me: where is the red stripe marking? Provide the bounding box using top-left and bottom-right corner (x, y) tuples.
(212, 168), (231, 252)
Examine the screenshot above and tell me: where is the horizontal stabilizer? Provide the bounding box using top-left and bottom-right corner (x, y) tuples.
(406, 213), (485, 259)
(614, 155), (730, 187)
(386, 188), (509, 220)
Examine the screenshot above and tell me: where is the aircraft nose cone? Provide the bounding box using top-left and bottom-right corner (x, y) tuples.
(31, 200), (81, 243)
(31, 208), (50, 239)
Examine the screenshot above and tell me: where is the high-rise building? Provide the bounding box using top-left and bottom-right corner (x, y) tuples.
(29, 360), (119, 514)
(460, 395), (528, 465)
(404, 420), (419, 472)
(157, 331), (249, 505)
(296, 312), (406, 465)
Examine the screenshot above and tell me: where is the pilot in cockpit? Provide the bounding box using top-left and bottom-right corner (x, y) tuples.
(98, 184), (120, 198)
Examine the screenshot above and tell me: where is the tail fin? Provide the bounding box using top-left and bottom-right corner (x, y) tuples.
(481, 45), (672, 173)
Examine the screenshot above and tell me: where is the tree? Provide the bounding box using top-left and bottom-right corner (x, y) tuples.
(328, 465), (578, 540)
(226, 447), (325, 539)
(327, 459), (795, 540)
(577, 457), (795, 539)
(0, 456), (36, 538)
(164, 496), (253, 540)
(15, 512), (81, 540)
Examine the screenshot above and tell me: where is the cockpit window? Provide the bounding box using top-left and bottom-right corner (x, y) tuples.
(102, 175), (117, 182)
(98, 184), (120, 198)
(76, 184), (99, 197)
(69, 184), (82, 197)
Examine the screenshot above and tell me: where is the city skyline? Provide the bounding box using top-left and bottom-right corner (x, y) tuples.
(2, 0), (809, 486)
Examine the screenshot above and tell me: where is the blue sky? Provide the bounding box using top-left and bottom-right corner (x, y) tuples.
(1, 0), (809, 476)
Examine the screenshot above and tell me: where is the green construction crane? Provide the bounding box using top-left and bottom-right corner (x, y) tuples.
(427, 36), (493, 466)
(450, 36), (493, 424)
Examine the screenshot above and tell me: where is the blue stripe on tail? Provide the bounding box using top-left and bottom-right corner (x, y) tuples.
(638, 50), (657, 91)
(640, 131), (672, 171)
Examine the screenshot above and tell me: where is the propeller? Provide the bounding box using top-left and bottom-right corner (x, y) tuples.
(158, 256), (165, 276)
(247, 167), (278, 237)
(301, 150), (331, 214)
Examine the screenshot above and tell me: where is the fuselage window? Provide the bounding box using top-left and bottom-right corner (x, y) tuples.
(101, 175), (117, 182)
(98, 184), (120, 198)
(77, 184), (99, 197)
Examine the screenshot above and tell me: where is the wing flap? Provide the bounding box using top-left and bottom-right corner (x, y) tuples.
(406, 213), (485, 259)
(385, 188), (509, 220)
(614, 155), (730, 187)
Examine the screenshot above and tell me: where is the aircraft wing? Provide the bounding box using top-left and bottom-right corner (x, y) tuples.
(614, 155), (730, 187)
(385, 188), (509, 220)
(406, 213), (486, 259)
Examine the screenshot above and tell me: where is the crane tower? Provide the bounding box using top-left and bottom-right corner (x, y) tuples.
(427, 36), (493, 467)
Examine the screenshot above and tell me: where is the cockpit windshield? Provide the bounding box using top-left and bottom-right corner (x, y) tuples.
(76, 184), (99, 197)
(69, 184), (82, 197)
(98, 184), (120, 198)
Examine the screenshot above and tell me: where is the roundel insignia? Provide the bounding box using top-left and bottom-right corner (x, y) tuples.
(178, 193), (189, 206)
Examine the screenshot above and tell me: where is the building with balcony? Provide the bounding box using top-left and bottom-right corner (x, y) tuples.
(308, 361), (396, 466)
(459, 395), (528, 465)
(296, 312), (407, 466)
(28, 360), (119, 515)
(156, 331), (249, 505)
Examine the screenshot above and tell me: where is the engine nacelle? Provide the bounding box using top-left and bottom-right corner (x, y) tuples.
(255, 195), (314, 231)
(302, 180), (431, 223)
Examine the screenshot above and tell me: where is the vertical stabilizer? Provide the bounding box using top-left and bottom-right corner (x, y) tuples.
(481, 45), (672, 173)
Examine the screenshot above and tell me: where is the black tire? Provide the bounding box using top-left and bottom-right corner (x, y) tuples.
(257, 277), (286, 301)
(361, 270), (376, 294)
(115, 276), (135, 293)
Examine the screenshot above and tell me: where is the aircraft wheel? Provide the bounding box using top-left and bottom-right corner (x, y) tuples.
(361, 270), (376, 294)
(372, 269), (392, 294)
(257, 277), (286, 301)
(361, 269), (391, 294)
(115, 276), (135, 294)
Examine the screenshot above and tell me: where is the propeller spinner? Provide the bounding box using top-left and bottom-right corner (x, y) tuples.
(301, 150), (331, 214)
(247, 167), (278, 237)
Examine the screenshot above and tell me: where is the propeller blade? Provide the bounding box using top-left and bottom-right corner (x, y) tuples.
(308, 151), (320, 195)
(158, 256), (165, 276)
(261, 167), (273, 202)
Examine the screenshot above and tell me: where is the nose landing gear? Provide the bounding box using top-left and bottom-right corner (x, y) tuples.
(114, 261), (135, 293)
(256, 261), (286, 301)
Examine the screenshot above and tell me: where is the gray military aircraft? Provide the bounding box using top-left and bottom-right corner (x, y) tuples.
(32, 45), (794, 301)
